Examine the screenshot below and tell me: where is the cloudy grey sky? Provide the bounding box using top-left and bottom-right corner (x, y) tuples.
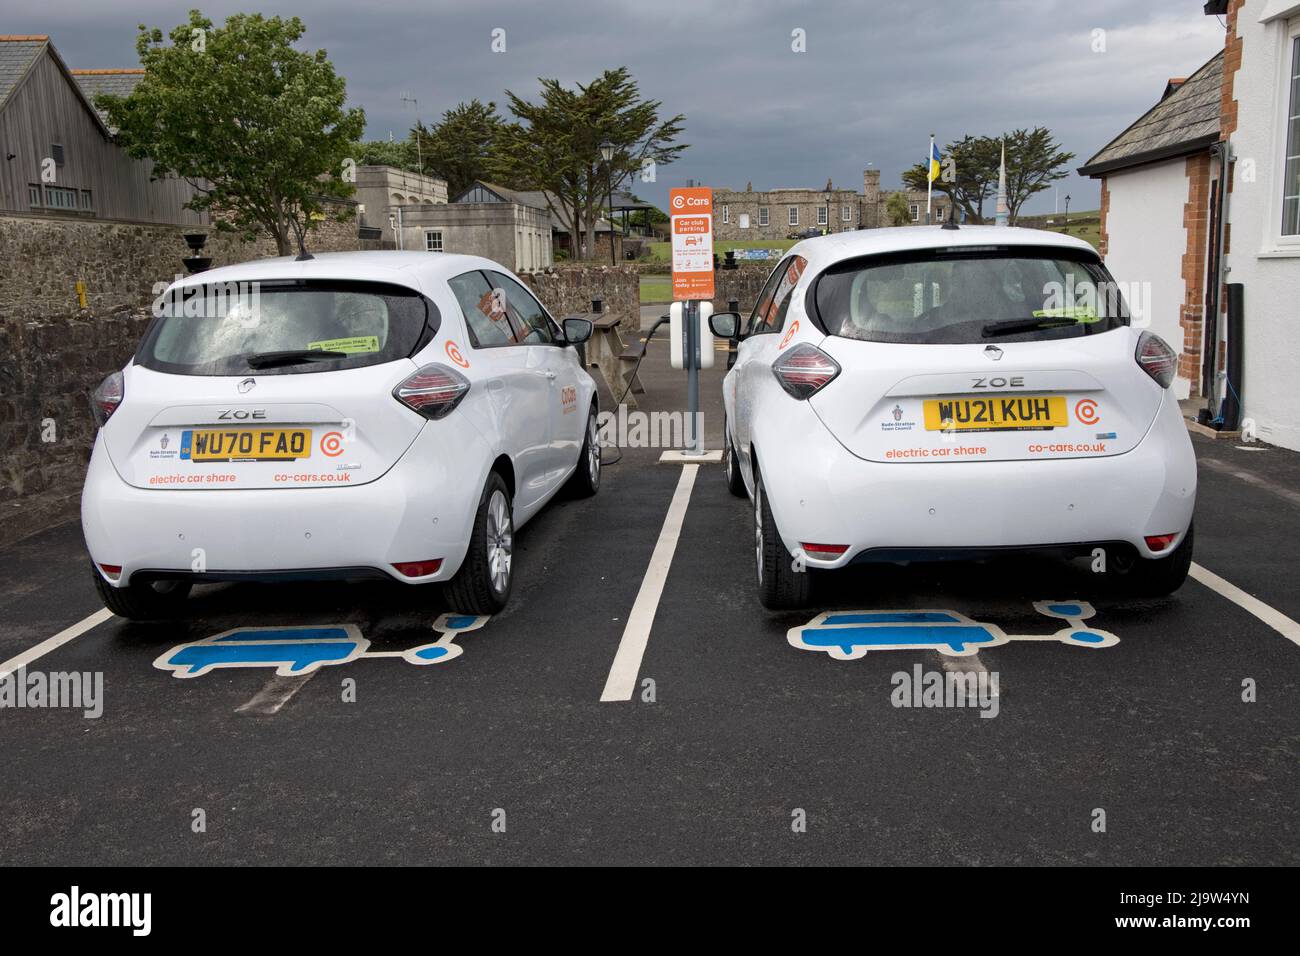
(7, 0), (1227, 214)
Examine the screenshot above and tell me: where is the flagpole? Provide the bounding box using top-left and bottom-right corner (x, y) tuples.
(926, 134), (934, 225)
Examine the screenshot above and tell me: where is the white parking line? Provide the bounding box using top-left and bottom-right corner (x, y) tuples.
(236, 673), (317, 715)
(1190, 562), (1300, 648)
(0, 608), (114, 681)
(600, 464), (699, 702)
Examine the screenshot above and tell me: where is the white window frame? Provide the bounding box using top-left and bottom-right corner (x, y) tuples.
(425, 229), (443, 252)
(788, 206), (799, 226)
(936, 206), (946, 222)
(841, 204), (852, 222)
(909, 203), (919, 222)
(1261, 15), (1300, 253)
(817, 205), (828, 225)
(1278, 22), (1300, 240)
(722, 204), (730, 224)
(759, 206), (769, 226)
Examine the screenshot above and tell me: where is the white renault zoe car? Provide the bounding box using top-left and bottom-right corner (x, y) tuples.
(82, 251), (601, 619)
(711, 226), (1197, 609)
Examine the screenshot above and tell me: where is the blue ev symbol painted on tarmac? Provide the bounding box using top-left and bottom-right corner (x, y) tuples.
(154, 613), (490, 678)
(787, 601), (1118, 661)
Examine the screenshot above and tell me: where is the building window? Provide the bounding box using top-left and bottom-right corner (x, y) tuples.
(759, 206), (769, 226)
(50, 144), (65, 167)
(909, 203), (920, 222)
(80, 189), (93, 211)
(722, 204), (730, 224)
(936, 206), (946, 222)
(425, 230), (443, 252)
(1283, 35), (1300, 236)
(788, 206), (799, 226)
(817, 206), (828, 225)
(841, 205), (852, 222)
(44, 186), (78, 210)
(28, 184), (41, 207)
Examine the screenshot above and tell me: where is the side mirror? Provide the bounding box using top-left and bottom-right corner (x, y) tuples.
(562, 317), (594, 345)
(709, 311), (741, 340)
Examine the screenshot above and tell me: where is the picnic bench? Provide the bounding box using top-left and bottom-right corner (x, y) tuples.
(569, 311), (646, 409)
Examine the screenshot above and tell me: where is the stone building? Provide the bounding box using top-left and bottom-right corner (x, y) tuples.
(396, 200), (554, 272)
(352, 164), (448, 239)
(712, 169), (952, 240)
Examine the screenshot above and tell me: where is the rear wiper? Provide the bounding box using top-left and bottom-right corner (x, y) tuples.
(981, 317), (1080, 338)
(244, 349), (348, 369)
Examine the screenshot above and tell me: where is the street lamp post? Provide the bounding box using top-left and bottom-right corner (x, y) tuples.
(1064, 194), (1071, 231)
(600, 141), (616, 265)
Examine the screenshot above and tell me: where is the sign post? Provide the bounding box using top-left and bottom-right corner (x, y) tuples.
(669, 187), (715, 456)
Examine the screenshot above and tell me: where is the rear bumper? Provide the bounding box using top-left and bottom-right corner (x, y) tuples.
(758, 390), (1197, 568)
(82, 417), (493, 587)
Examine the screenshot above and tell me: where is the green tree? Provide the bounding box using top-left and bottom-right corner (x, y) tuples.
(494, 67), (686, 258)
(885, 191), (912, 226)
(99, 10), (365, 256)
(1002, 127), (1075, 224)
(902, 134), (1001, 223)
(415, 99), (505, 198)
(353, 138), (418, 172)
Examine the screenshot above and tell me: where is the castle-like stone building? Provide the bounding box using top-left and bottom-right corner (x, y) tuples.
(712, 170), (953, 241)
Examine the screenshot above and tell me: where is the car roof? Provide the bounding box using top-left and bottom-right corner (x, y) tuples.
(166, 250), (504, 295)
(787, 225), (1099, 274)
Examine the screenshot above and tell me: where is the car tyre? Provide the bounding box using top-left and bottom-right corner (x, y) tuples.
(1116, 523), (1194, 596)
(91, 564), (192, 621)
(754, 464), (812, 610)
(723, 417), (746, 498)
(565, 405), (600, 498)
(446, 471), (514, 615)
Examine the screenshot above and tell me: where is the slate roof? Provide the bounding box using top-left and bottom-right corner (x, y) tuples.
(1079, 50), (1223, 177)
(71, 69), (144, 122)
(0, 35), (48, 113)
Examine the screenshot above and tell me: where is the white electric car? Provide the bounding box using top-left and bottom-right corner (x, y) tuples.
(82, 251), (601, 619)
(711, 226), (1197, 609)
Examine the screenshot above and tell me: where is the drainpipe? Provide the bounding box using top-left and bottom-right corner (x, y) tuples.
(1204, 140), (1232, 422)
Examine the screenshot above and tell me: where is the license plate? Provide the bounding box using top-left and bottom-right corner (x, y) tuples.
(180, 428), (312, 462)
(923, 395), (1067, 431)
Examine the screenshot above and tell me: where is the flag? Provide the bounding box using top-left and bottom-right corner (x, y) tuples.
(995, 141), (1010, 227)
(928, 140), (942, 183)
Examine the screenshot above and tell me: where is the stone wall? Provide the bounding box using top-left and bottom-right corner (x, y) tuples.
(520, 265), (639, 333)
(0, 212), (379, 319)
(0, 307), (151, 545)
(711, 266), (773, 315)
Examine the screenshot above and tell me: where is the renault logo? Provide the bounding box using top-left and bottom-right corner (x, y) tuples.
(983, 345), (1004, 361)
(238, 377), (256, 393)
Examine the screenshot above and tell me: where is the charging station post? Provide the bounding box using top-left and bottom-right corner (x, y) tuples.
(668, 187), (716, 458)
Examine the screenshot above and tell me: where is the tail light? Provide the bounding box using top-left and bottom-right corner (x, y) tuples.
(90, 371), (124, 426)
(392, 363), (470, 419)
(772, 343), (841, 399)
(392, 559), (443, 577)
(97, 563), (122, 580)
(801, 543), (849, 558)
(1135, 331), (1176, 388)
(1144, 533), (1178, 552)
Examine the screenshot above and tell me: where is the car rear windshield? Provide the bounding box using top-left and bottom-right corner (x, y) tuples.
(810, 246), (1129, 345)
(136, 279), (435, 376)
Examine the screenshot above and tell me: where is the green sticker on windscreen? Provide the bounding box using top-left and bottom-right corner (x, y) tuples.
(307, 336), (381, 354)
(1031, 307), (1101, 323)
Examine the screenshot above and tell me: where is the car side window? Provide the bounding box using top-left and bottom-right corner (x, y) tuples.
(489, 271), (556, 345)
(751, 256), (808, 334)
(448, 270), (519, 348)
(748, 258), (791, 336)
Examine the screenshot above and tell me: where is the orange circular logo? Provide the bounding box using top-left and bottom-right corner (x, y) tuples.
(779, 319), (800, 349)
(1075, 399), (1100, 426)
(445, 340), (470, 368)
(320, 431), (345, 457)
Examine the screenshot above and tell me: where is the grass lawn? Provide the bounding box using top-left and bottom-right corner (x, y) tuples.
(640, 274), (673, 303)
(1019, 211), (1102, 251)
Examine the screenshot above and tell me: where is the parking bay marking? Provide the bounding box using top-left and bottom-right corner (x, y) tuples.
(1190, 562), (1300, 648)
(0, 608), (113, 681)
(600, 463), (698, 702)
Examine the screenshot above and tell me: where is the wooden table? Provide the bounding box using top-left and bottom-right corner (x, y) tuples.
(568, 312), (645, 409)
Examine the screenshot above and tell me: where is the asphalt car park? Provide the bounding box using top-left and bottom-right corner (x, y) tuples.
(1, 339), (1298, 866)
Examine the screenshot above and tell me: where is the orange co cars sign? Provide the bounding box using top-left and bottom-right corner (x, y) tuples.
(670, 187), (714, 301)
